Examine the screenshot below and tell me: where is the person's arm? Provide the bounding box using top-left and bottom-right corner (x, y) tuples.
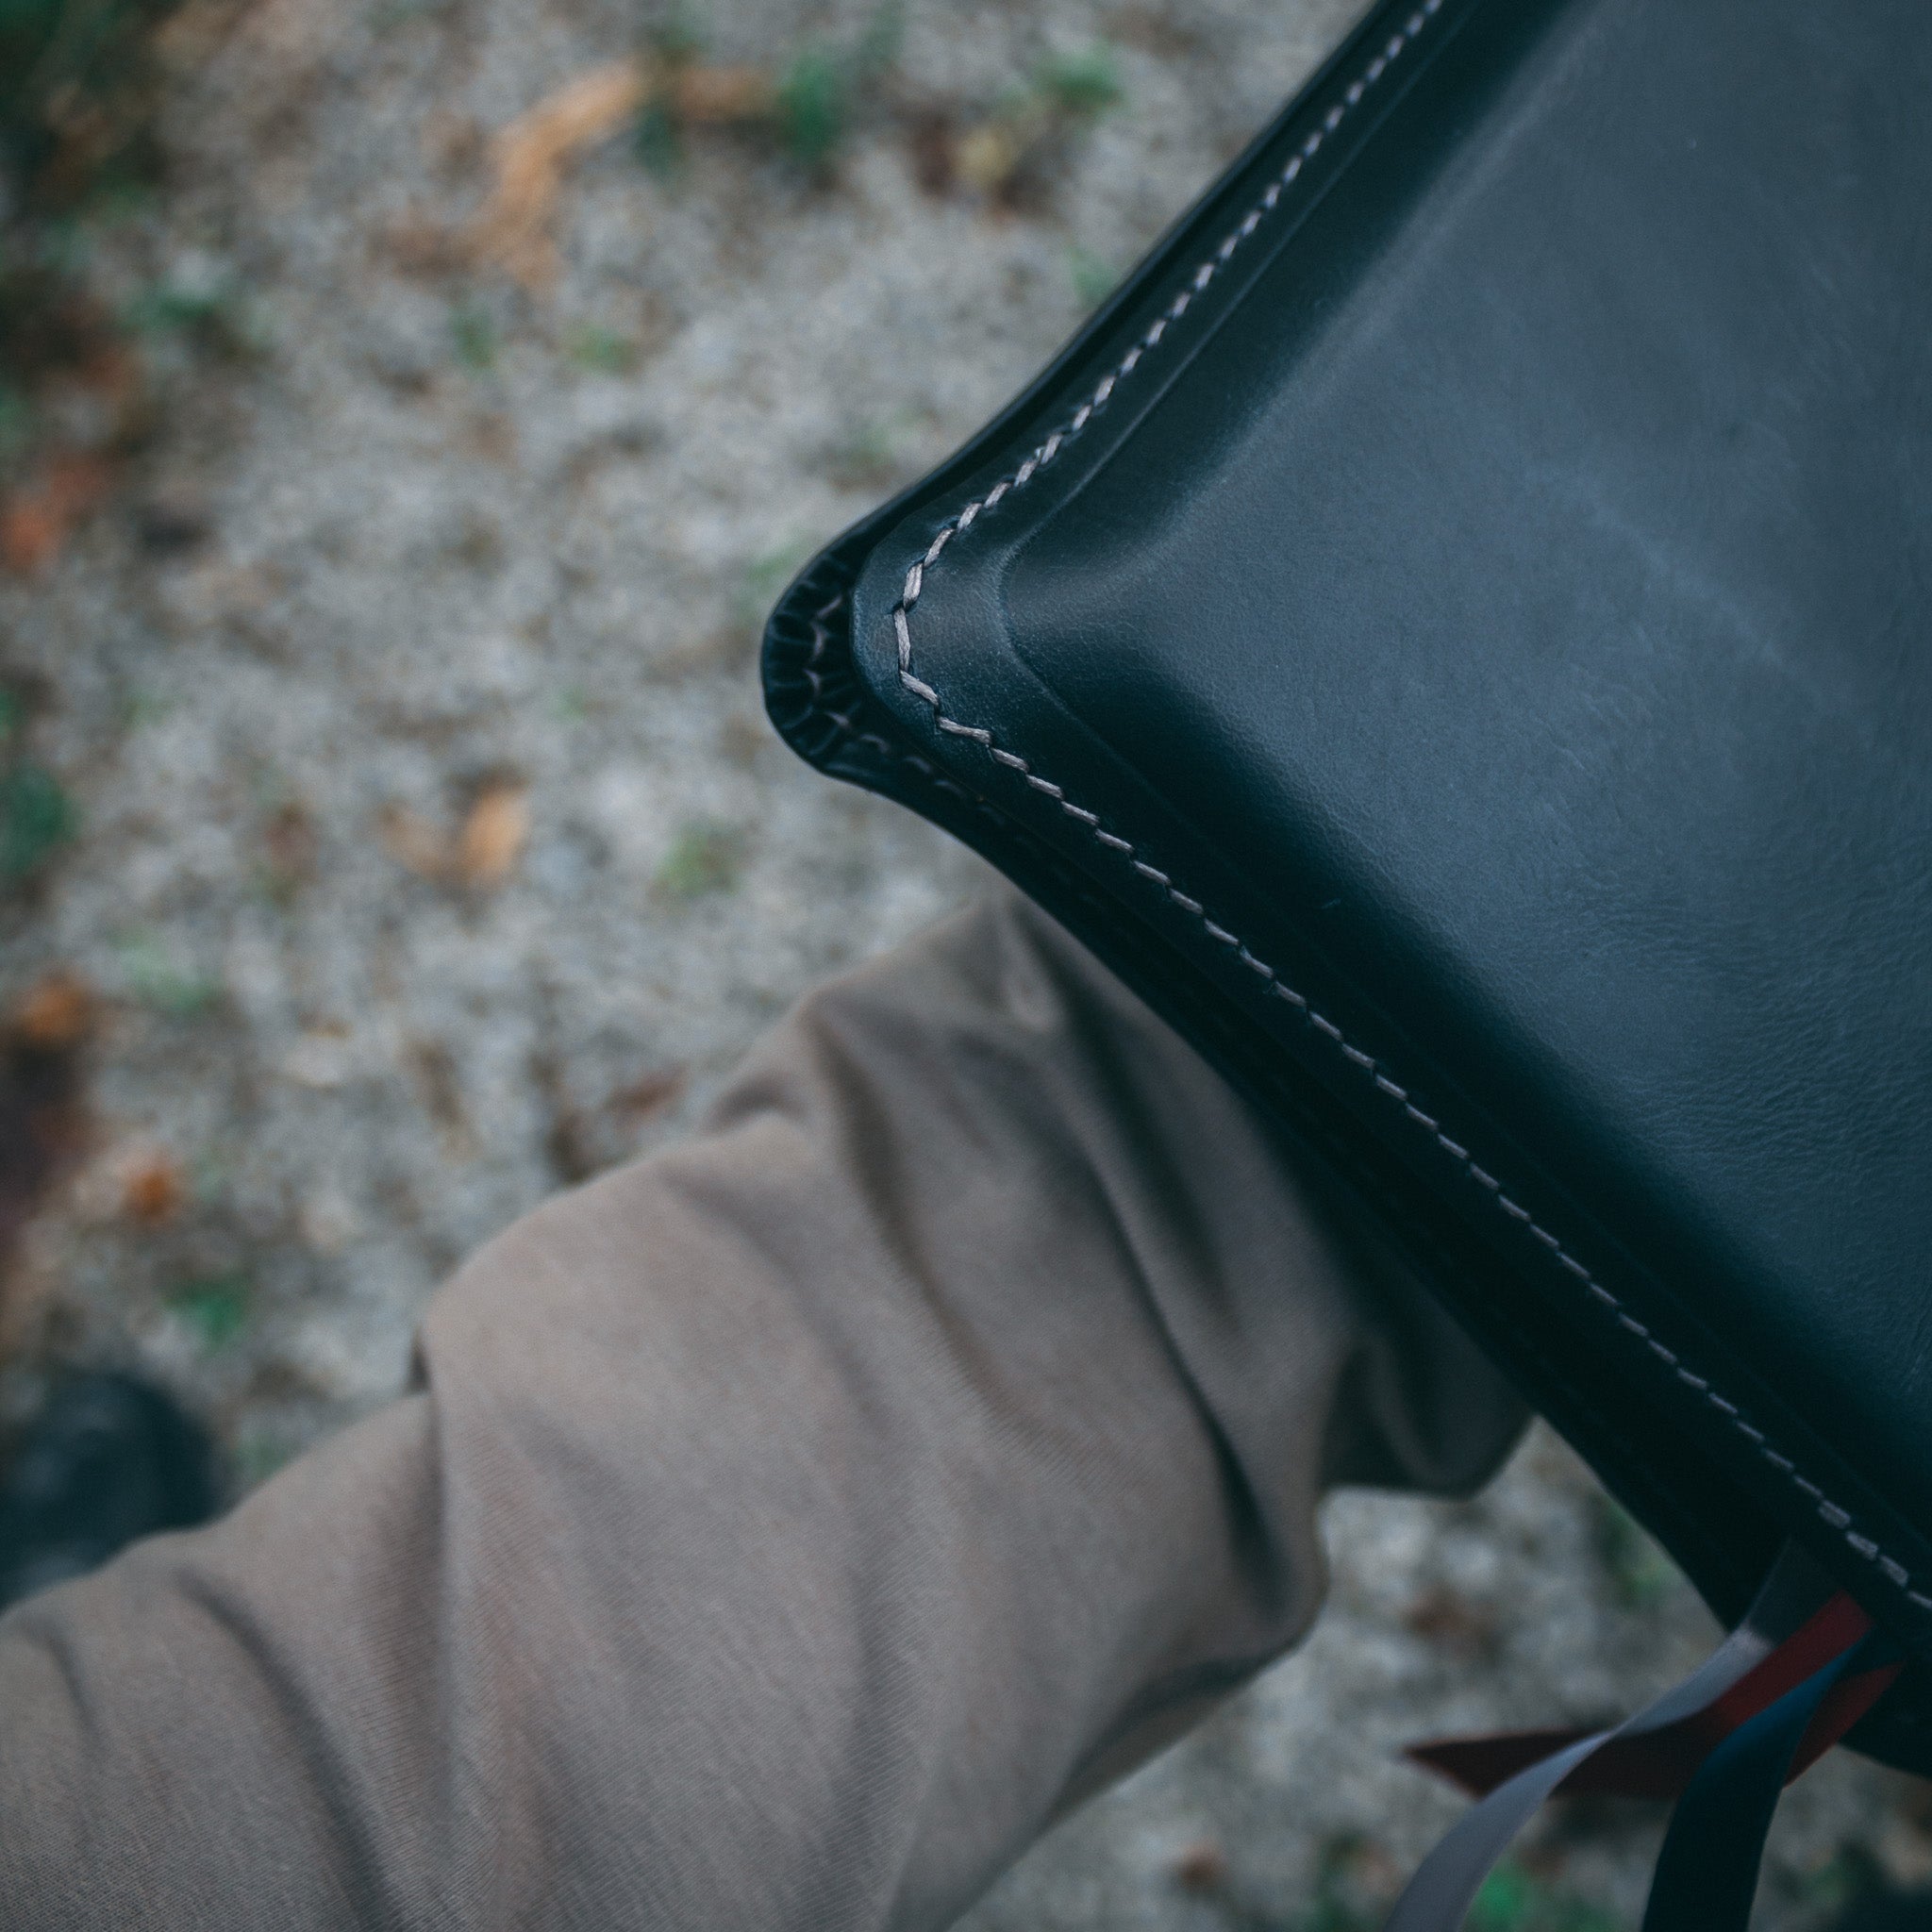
(0, 889), (1523, 1930)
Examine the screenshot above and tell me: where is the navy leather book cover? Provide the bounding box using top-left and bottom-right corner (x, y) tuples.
(765, 0), (1932, 1766)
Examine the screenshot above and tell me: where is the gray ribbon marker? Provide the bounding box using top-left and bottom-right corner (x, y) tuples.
(1383, 1544), (1840, 1932)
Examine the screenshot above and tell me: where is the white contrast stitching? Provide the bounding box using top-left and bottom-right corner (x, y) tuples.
(874, 0), (1924, 1614)
(802, 591), (1005, 817)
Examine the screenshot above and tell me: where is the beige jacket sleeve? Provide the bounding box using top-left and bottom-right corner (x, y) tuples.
(0, 889), (1524, 1930)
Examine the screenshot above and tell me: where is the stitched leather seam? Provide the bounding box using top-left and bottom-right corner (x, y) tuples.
(803, 589), (1007, 820)
(801, 609), (1924, 1648)
(884, 0), (1928, 1618)
(801, 611), (1790, 1635)
(803, 645), (1818, 1627)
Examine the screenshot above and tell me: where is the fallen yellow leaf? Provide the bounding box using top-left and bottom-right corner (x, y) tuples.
(457, 780), (529, 888)
(956, 121), (1023, 197)
(471, 59), (648, 288)
(122, 1154), (184, 1225)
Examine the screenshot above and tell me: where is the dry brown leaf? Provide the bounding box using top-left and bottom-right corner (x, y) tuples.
(470, 59), (649, 289)
(408, 1037), (475, 1157)
(0, 973), (92, 1274)
(0, 453), (120, 575)
(377, 211), (462, 280)
(1401, 1582), (1501, 1662)
(613, 1065), (688, 1122)
(263, 801), (318, 886)
(379, 803), (454, 881)
(1172, 1844), (1227, 1897)
(456, 780), (529, 888)
(2, 498), (66, 576)
(8, 972), (95, 1051)
(122, 1153), (184, 1225)
(466, 56), (790, 286)
(422, 108), (486, 177)
(673, 64), (774, 124)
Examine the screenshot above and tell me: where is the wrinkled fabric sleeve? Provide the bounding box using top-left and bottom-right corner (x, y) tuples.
(0, 890), (1524, 1930)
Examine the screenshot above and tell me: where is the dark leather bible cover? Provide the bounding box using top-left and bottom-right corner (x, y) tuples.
(763, 0), (1932, 1767)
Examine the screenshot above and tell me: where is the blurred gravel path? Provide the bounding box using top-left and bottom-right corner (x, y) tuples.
(0, 0), (1922, 1924)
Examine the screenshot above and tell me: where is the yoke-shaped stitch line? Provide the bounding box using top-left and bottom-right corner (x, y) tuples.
(876, 0), (1925, 1619)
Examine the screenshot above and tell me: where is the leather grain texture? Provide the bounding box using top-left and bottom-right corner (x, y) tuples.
(763, 0), (1932, 1768)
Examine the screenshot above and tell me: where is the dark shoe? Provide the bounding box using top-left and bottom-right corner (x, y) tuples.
(0, 1373), (220, 1611)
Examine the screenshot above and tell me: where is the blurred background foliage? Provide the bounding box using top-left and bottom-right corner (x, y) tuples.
(0, 0), (194, 564)
(0, 0), (180, 210)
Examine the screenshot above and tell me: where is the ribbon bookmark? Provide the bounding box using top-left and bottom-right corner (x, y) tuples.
(1384, 1543), (1901, 1932)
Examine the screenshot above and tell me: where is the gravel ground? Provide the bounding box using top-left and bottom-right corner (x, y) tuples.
(0, 0), (1924, 1924)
